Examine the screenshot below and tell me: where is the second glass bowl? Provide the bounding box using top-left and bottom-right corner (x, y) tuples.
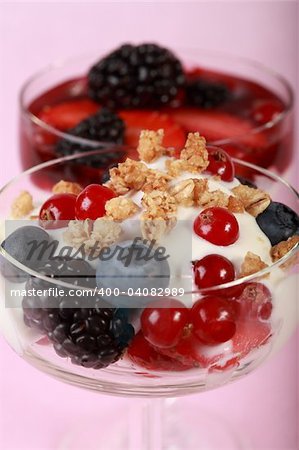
(20, 48), (294, 187)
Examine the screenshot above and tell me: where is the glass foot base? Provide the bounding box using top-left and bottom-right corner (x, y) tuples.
(57, 399), (250, 450)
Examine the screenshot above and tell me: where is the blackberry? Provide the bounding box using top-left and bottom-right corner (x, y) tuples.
(88, 43), (185, 109)
(23, 257), (96, 331)
(186, 79), (230, 109)
(56, 108), (125, 168)
(22, 258), (134, 369)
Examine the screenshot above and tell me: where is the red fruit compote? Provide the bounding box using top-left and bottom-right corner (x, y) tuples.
(19, 48), (293, 189)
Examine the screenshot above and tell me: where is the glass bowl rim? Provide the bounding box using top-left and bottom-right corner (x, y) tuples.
(19, 48), (294, 148)
(1, 148), (298, 294)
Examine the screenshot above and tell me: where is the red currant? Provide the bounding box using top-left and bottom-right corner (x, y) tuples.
(236, 282), (272, 321)
(141, 299), (189, 349)
(194, 207), (239, 246)
(127, 331), (192, 371)
(39, 193), (76, 229)
(191, 296), (236, 344)
(75, 184), (116, 220)
(251, 99), (283, 126)
(193, 254), (235, 289)
(217, 284), (246, 306)
(206, 146), (235, 182)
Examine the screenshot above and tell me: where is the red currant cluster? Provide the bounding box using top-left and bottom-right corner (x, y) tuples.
(39, 184), (116, 228)
(129, 281), (272, 371)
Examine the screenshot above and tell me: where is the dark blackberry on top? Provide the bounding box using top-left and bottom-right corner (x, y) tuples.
(185, 79), (230, 109)
(88, 43), (185, 109)
(56, 108), (125, 167)
(22, 257), (134, 369)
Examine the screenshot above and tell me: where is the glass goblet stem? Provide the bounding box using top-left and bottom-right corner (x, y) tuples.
(128, 398), (165, 450)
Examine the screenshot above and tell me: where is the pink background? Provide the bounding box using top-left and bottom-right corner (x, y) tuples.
(0, 2), (298, 449)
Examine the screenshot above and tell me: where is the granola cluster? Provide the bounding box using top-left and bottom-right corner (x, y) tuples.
(227, 195), (245, 214)
(107, 132), (209, 195)
(140, 217), (176, 241)
(9, 129), (298, 276)
(141, 190), (177, 240)
(271, 235), (299, 262)
(165, 158), (187, 177)
(64, 217), (122, 256)
(137, 129), (165, 163)
(52, 180), (83, 195)
(169, 178), (244, 212)
(107, 159), (173, 196)
(169, 178), (198, 207)
(232, 185), (271, 217)
(180, 133), (209, 173)
(11, 191), (34, 219)
(103, 131), (210, 240)
(142, 170), (172, 193)
(105, 197), (139, 221)
(141, 190), (177, 220)
(165, 133), (209, 177)
(107, 159), (149, 194)
(239, 251), (269, 278)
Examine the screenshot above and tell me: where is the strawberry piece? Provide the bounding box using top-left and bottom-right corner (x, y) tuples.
(38, 99), (99, 131)
(251, 99), (284, 126)
(169, 108), (267, 149)
(129, 320), (270, 373)
(157, 332), (233, 369)
(127, 331), (192, 371)
(232, 320), (271, 360)
(210, 356), (239, 372)
(119, 110), (186, 149)
(160, 320), (271, 371)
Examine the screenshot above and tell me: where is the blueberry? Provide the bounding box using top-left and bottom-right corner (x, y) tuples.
(111, 309), (135, 345)
(256, 202), (299, 245)
(101, 162), (119, 184)
(96, 239), (170, 308)
(1, 226), (52, 282)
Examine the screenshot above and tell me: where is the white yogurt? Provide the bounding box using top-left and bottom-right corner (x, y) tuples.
(0, 155), (297, 361)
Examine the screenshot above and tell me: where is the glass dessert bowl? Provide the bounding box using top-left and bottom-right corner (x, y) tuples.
(1, 134), (298, 448)
(20, 44), (294, 190)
